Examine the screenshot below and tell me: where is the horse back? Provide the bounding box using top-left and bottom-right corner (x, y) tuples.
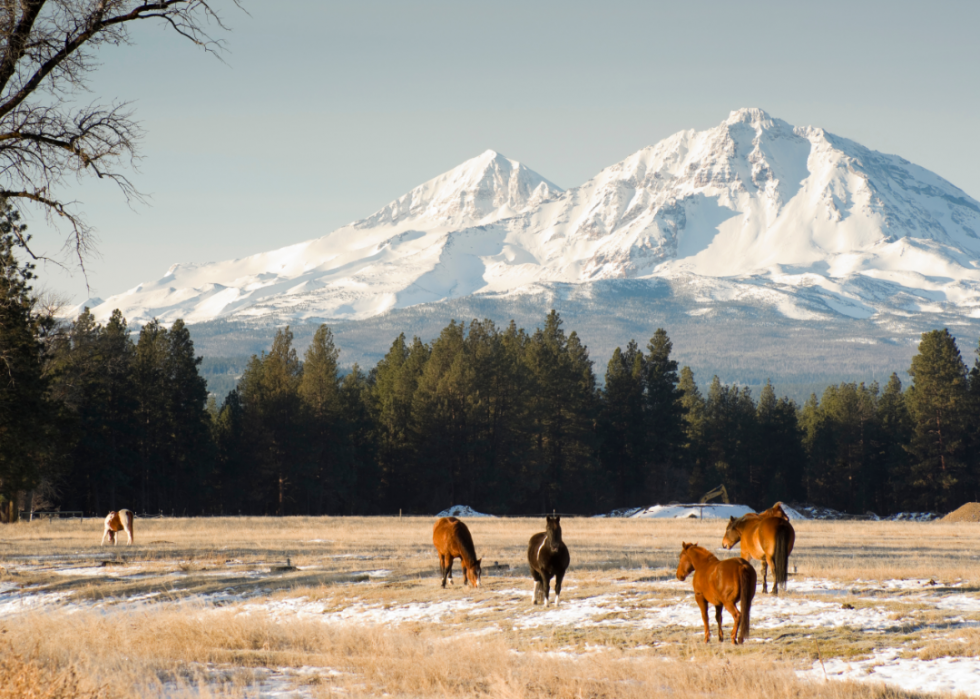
(433, 517), (477, 563)
(694, 557), (753, 605)
(757, 516), (795, 555)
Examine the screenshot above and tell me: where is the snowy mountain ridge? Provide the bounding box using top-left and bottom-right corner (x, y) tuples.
(80, 109), (980, 327)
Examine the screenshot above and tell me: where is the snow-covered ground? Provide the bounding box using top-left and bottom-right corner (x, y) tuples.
(4, 564), (979, 696)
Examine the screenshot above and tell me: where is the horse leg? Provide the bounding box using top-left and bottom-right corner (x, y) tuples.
(446, 556), (455, 585)
(543, 573), (553, 607)
(761, 557), (769, 594)
(715, 604), (724, 642)
(696, 593), (710, 643)
(723, 600), (741, 644)
(554, 569), (565, 606)
(531, 568), (544, 605)
(439, 554), (448, 588)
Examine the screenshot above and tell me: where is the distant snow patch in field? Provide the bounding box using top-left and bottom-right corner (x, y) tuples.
(797, 649), (980, 697)
(629, 503), (755, 519)
(436, 505), (494, 518)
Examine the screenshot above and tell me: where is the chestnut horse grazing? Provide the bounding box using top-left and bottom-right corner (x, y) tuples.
(432, 517), (482, 588)
(528, 515), (569, 606)
(101, 509), (134, 545)
(676, 542), (756, 644)
(722, 512), (794, 594)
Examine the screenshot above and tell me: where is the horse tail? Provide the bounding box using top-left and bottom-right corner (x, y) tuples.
(739, 563), (754, 641)
(773, 523), (790, 592)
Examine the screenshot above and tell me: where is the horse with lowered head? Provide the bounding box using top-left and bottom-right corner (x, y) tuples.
(101, 509), (134, 545)
(676, 542), (756, 644)
(528, 515), (570, 606)
(722, 506), (794, 594)
(433, 516), (482, 588)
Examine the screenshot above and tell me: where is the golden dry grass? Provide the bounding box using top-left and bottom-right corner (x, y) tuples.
(1, 515), (979, 697)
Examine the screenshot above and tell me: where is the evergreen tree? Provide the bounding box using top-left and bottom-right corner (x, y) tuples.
(164, 319), (213, 513)
(370, 334), (429, 512)
(0, 204), (54, 521)
(337, 365), (378, 514)
(879, 373), (912, 511)
(905, 329), (971, 510)
(299, 324), (344, 513)
(644, 329), (686, 502)
(523, 311), (597, 512)
(133, 320), (170, 513)
(702, 377), (756, 505)
(598, 341), (646, 508)
(754, 380), (805, 506)
(805, 382), (882, 513)
(677, 366), (707, 501)
(240, 327), (305, 515)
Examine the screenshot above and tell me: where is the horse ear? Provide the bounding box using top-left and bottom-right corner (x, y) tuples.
(729, 516), (736, 522)
(555, 516), (560, 523)
(477, 558), (482, 565)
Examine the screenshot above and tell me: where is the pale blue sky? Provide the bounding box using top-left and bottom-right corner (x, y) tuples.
(31, 0), (980, 306)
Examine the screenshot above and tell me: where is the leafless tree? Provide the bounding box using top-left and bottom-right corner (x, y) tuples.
(0, 0), (242, 274)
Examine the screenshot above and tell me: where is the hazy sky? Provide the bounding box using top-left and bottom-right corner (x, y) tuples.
(29, 0), (980, 306)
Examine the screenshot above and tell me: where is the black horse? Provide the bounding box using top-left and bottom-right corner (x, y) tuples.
(527, 515), (570, 606)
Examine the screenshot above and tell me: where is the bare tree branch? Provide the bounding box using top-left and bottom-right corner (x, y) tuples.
(0, 0), (242, 278)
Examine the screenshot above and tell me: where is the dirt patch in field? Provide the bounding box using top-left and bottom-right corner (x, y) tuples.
(942, 503), (980, 522)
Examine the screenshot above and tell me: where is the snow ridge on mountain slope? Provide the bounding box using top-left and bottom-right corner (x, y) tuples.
(83, 109), (980, 326)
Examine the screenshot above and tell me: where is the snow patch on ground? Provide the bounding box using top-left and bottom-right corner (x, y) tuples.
(628, 503), (756, 519)
(797, 649), (980, 696)
(436, 505), (494, 518)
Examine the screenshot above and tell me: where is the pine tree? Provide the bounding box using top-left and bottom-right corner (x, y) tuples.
(879, 373), (912, 511)
(599, 342), (645, 508)
(0, 203), (54, 521)
(134, 320), (170, 513)
(164, 319), (213, 513)
(523, 311), (597, 512)
(677, 366), (707, 501)
(754, 380), (805, 507)
(905, 329), (971, 511)
(370, 334), (429, 512)
(299, 325), (344, 513)
(644, 329), (686, 502)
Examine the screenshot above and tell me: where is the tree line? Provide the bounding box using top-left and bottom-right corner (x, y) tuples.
(2, 222), (980, 519)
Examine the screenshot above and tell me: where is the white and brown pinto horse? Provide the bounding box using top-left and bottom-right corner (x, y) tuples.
(101, 509), (134, 545)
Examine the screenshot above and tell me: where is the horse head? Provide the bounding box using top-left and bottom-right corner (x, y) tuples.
(545, 516), (563, 553)
(465, 558), (482, 588)
(721, 516), (742, 549)
(676, 542), (697, 581)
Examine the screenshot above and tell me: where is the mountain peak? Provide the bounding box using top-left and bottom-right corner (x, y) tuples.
(725, 107), (774, 126)
(358, 150), (562, 229)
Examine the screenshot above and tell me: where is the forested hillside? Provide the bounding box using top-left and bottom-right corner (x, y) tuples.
(4, 226), (980, 519)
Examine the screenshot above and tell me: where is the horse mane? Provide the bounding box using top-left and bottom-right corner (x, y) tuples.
(452, 519), (479, 567)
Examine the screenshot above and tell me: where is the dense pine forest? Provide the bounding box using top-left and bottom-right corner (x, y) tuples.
(2, 217), (980, 520)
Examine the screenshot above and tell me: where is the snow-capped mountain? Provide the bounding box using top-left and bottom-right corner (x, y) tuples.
(82, 109), (980, 328)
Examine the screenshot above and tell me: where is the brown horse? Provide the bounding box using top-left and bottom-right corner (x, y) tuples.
(676, 542), (756, 644)
(528, 515), (570, 606)
(722, 511), (794, 594)
(101, 509), (134, 545)
(432, 517), (482, 588)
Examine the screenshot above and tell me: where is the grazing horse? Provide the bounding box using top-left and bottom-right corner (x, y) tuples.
(676, 542), (755, 644)
(101, 509), (134, 545)
(432, 517), (482, 588)
(722, 512), (794, 594)
(528, 515), (570, 606)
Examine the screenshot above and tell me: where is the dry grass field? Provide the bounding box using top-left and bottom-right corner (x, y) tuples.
(1, 515), (979, 698)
